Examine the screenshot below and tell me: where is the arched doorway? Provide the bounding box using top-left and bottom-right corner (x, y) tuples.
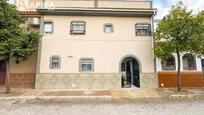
(120, 56), (140, 88)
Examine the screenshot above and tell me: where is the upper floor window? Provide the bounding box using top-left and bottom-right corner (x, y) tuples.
(44, 21), (53, 34)
(27, 18), (40, 26)
(161, 55), (176, 70)
(104, 23), (114, 33)
(182, 53), (196, 70)
(135, 24), (151, 36)
(79, 58), (94, 72)
(50, 55), (61, 69)
(70, 21), (86, 35)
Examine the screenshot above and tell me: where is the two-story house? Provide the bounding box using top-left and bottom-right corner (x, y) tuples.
(4, 0), (157, 89)
(35, 0), (157, 89)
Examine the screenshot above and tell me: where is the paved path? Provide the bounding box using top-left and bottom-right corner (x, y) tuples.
(0, 99), (204, 115)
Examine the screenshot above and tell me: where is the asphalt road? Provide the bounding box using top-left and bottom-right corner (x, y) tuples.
(0, 99), (204, 115)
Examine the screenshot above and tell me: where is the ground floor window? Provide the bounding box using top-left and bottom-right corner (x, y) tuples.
(50, 56), (61, 69)
(161, 55), (176, 70)
(182, 53), (196, 70)
(79, 58), (94, 72)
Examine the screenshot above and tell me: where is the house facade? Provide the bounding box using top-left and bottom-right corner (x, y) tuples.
(5, 0), (157, 89)
(36, 0), (157, 89)
(154, 20), (204, 88)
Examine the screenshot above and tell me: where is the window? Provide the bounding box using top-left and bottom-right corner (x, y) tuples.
(79, 58), (94, 72)
(44, 21), (53, 34)
(135, 24), (151, 36)
(27, 18), (40, 25)
(70, 21), (86, 34)
(161, 55), (176, 70)
(50, 56), (61, 69)
(182, 54), (196, 70)
(104, 24), (114, 33)
(201, 59), (204, 72)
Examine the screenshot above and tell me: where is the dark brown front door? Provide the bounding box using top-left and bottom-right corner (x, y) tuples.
(0, 60), (6, 85)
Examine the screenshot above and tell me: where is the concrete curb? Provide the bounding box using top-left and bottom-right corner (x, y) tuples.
(0, 96), (112, 101)
(169, 94), (204, 100)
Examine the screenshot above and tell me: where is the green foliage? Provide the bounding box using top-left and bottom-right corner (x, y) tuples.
(0, 0), (40, 63)
(154, 2), (204, 59)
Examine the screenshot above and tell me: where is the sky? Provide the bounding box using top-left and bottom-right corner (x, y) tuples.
(153, 0), (204, 19)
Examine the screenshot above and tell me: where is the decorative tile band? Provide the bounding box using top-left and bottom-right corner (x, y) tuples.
(35, 73), (121, 89)
(35, 73), (157, 89)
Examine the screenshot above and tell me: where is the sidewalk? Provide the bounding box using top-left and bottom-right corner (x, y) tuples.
(0, 87), (204, 101)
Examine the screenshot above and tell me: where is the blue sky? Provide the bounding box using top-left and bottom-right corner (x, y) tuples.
(153, 0), (204, 19)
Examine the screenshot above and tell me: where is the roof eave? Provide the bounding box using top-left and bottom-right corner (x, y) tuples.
(37, 8), (156, 17)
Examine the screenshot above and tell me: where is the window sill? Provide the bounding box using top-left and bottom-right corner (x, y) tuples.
(136, 35), (152, 36)
(44, 33), (53, 36)
(50, 68), (61, 70)
(70, 33), (86, 35)
(79, 71), (94, 73)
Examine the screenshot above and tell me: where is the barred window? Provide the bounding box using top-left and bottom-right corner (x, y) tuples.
(50, 56), (61, 69)
(70, 21), (86, 34)
(79, 58), (94, 72)
(182, 54), (196, 70)
(161, 55), (176, 70)
(135, 24), (151, 36)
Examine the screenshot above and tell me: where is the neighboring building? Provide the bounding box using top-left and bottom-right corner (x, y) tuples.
(154, 20), (204, 88)
(0, 7), (40, 88)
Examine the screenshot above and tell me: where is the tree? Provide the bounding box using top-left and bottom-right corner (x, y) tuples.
(154, 2), (204, 92)
(0, 0), (40, 93)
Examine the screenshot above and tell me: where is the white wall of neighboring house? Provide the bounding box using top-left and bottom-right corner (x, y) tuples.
(156, 53), (203, 72)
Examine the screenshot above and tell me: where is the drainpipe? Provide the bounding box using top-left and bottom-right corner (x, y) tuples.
(151, 10), (157, 73)
(149, 0), (158, 73)
(36, 15), (44, 74)
(151, 9), (158, 88)
(35, 0), (45, 88)
(94, 0), (98, 8)
(42, 0), (45, 8)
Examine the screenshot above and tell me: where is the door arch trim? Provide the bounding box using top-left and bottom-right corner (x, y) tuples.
(119, 54), (142, 73)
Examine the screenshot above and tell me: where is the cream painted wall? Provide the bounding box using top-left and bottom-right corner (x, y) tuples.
(14, 0), (151, 11)
(47, 0), (151, 9)
(39, 16), (154, 73)
(43, 16), (151, 40)
(10, 53), (37, 73)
